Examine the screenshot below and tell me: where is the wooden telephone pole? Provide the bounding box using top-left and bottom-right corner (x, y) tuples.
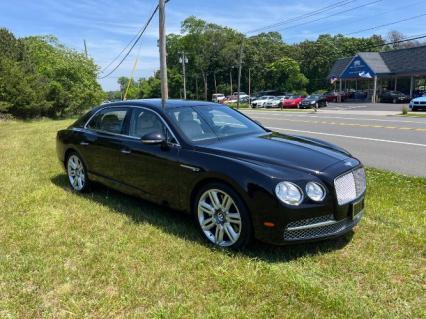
(159, 0), (168, 107)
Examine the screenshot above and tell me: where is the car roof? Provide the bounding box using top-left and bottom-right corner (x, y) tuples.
(100, 99), (217, 110)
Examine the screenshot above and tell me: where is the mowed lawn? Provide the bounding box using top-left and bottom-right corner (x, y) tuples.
(0, 119), (425, 318)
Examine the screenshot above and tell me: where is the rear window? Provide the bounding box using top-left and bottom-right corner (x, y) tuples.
(86, 108), (128, 134)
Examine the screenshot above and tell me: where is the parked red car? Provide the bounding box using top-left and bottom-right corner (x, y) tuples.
(282, 95), (305, 108)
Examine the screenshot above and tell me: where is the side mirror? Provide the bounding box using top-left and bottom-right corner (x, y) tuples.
(141, 132), (165, 145)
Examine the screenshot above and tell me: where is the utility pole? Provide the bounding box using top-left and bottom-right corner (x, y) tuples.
(248, 68), (251, 99)
(179, 52), (188, 99)
(236, 40), (244, 109)
(195, 76), (199, 100)
(83, 40), (88, 58)
(159, 0), (168, 107)
(230, 68), (233, 95)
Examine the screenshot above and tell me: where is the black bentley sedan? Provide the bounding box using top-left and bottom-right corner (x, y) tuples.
(56, 99), (366, 249)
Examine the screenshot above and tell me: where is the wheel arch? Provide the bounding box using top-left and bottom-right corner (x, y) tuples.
(64, 147), (85, 169)
(189, 176), (249, 216)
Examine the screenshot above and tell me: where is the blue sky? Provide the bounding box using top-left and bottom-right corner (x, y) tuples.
(1, 0), (425, 91)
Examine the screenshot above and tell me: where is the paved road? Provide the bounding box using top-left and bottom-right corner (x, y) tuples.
(242, 109), (426, 177)
(325, 102), (406, 112)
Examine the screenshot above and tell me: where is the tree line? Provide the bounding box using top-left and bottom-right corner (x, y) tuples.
(1, 17), (422, 118)
(0, 28), (104, 118)
(117, 16), (392, 101)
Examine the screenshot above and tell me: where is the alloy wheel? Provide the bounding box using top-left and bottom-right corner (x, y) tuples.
(197, 189), (242, 247)
(67, 154), (86, 191)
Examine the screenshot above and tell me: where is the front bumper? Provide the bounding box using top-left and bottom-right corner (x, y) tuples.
(283, 209), (363, 242)
(249, 162), (366, 245)
(299, 103), (314, 108)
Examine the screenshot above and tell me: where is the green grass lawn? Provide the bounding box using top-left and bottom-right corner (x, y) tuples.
(0, 119), (425, 318)
(403, 112), (426, 118)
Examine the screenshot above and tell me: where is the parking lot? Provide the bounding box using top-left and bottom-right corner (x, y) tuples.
(243, 104), (426, 177)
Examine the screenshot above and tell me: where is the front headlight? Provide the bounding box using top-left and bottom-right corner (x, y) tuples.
(305, 182), (326, 201)
(275, 182), (303, 206)
(310, 101), (316, 104)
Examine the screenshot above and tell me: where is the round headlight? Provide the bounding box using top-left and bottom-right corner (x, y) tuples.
(275, 182), (303, 206)
(305, 182), (326, 202)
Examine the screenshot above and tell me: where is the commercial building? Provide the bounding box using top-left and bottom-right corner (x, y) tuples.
(328, 45), (426, 102)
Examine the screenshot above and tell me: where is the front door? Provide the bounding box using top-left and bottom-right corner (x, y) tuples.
(119, 107), (182, 206)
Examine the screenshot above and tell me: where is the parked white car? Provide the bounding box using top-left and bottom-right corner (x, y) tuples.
(264, 96), (287, 108)
(212, 93), (226, 103)
(251, 96), (275, 108)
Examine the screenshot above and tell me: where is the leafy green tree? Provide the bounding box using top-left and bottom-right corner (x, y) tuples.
(266, 57), (308, 92)
(0, 29), (104, 118)
(23, 35), (105, 116)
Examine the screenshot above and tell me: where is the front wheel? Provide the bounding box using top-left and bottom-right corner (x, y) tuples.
(194, 183), (252, 249)
(66, 152), (90, 192)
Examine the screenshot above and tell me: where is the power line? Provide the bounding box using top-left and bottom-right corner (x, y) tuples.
(281, 0), (425, 41)
(98, 4), (159, 80)
(246, 0), (357, 34)
(346, 13), (426, 35)
(100, 27), (145, 74)
(366, 34), (426, 49)
(270, 0), (383, 34)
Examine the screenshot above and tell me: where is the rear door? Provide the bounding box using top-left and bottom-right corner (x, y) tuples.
(81, 106), (131, 182)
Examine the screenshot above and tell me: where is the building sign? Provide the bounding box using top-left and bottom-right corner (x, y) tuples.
(340, 56), (375, 79)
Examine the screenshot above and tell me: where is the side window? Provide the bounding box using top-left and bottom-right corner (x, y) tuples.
(129, 109), (177, 143)
(86, 108), (128, 134)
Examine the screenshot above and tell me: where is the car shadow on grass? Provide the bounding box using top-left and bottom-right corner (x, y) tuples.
(51, 174), (353, 263)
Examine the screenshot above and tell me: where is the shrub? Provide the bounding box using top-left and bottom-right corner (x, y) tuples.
(402, 105), (408, 115)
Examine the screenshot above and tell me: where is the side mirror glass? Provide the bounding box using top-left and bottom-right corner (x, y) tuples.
(141, 132), (165, 145)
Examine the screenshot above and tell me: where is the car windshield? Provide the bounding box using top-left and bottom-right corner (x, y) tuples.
(289, 96), (299, 99)
(167, 105), (267, 143)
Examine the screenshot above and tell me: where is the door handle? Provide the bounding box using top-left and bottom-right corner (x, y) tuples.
(80, 141), (89, 146)
(121, 149), (131, 154)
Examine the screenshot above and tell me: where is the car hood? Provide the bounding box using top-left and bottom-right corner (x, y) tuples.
(412, 96), (426, 102)
(198, 132), (350, 174)
(302, 98), (318, 102)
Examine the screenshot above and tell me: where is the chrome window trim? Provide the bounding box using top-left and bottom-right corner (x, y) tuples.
(83, 105), (181, 147)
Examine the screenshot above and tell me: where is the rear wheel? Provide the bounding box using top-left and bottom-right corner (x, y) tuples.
(194, 183), (252, 249)
(66, 152), (89, 192)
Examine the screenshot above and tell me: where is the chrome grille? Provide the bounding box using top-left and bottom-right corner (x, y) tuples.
(335, 168), (366, 205)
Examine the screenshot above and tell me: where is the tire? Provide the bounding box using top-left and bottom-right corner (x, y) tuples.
(194, 182), (253, 249)
(66, 152), (90, 192)
(393, 98), (397, 104)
